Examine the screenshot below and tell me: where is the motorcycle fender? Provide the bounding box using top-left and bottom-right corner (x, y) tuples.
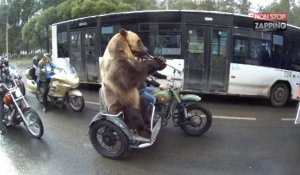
(16, 80), (24, 86)
(89, 111), (132, 139)
(180, 94), (201, 102)
(68, 89), (83, 96)
(26, 79), (37, 93)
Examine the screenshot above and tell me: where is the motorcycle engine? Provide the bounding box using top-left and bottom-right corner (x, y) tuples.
(155, 104), (168, 118)
(2, 105), (10, 122)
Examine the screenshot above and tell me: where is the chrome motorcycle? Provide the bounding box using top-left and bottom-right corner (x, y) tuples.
(0, 78), (44, 138)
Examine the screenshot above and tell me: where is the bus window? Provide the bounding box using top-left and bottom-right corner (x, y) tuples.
(286, 39), (300, 71)
(100, 26), (114, 56)
(250, 40), (271, 66)
(100, 24), (137, 56)
(139, 32), (182, 59)
(57, 32), (68, 58)
(233, 38), (248, 64)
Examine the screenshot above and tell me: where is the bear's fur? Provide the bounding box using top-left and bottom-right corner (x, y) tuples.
(100, 29), (166, 137)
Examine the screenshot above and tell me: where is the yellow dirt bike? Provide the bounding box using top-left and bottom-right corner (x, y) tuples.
(25, 58), (85, 112)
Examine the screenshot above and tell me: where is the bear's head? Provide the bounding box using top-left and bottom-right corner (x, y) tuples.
(107, 29), (149, 60)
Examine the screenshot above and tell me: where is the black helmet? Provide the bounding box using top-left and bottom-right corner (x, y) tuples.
(3, 56), (9, 67)
(44, 53), (52, 57)
(33, 56), (39, 66)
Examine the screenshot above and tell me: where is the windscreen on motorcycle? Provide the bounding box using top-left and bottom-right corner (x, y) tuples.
(52, 58), (76, 74)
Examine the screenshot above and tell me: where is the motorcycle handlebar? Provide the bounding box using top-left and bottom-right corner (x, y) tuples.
(0, 78), (16, 91)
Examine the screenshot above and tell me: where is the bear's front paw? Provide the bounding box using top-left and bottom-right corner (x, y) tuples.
(153, 56), (166, 64)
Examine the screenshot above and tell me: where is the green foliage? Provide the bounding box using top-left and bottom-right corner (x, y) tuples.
(121, 0), (157, 10)
(218, 0), (235, 13)
(56, 0), (74, 21)
(262, 0), (300, 26)
(199, 0), (218, 11)
(169, 0), (199, 10)
(39, 0), (66, 9)
(235, 0), (251, 15)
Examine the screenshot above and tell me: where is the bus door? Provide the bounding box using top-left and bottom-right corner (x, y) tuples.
(184, 25), (229, 92)
(70, 31), (85, 80)
(82, 29), (99, 82)
(209, 27), (229, 92)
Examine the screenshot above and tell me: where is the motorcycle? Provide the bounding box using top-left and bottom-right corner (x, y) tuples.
(0, 78), (44, 138)
(26, 58), (85, 112)
(88, 65), (212, 159)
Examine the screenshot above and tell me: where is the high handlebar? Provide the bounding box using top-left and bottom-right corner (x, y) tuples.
(166, 63), (182, 75)
(0, 78), (16, 91)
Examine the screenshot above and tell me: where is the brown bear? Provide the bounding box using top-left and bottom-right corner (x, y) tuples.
(100, 29), (166, 137)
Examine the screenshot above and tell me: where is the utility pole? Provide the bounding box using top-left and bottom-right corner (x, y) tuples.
(5, 0), (8, 58)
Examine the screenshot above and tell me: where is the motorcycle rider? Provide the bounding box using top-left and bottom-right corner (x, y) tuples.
(32, 56), (40, 83)
(140, 71), (173, 106)
(38, 54), (57, 112)
(0, 59), (14, 133)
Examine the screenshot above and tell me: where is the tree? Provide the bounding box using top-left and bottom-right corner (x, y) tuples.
(199, 0), (217, 11)
(235, 0), (251, 15)
(217, 0), (235, 13)
(38, 0), (66, 10)
(262, 0), (297, 26)
(121, 0), (156, 10)
(169, 0), (199, 10)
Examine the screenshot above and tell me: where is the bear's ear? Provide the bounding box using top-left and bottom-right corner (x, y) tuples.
(119, 29), (127, 37)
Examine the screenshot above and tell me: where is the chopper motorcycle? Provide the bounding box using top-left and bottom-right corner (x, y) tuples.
(0, 78), (44, 138)
(88, 64), (212, 159)
(26, 58), (85, 112)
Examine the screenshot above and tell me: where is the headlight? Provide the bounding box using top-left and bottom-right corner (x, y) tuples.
(15, 89), (22, 98)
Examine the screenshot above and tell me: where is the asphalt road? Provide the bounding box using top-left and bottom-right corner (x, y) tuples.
(0, 85), (300, 175)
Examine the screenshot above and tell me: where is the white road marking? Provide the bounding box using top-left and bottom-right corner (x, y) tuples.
(85, 101), (100, 105)
(213, 115), (256, 121)
(281, 118), (295, 121)
(85, 101), (294, 122)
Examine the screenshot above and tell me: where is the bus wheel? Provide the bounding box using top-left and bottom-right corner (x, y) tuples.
(270, 82), (290, 107)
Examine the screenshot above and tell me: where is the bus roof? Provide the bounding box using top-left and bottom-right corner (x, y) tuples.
(51, 10), (300, 30)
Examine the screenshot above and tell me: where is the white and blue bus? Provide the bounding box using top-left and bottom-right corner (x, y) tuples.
(51, 10), (300, 106)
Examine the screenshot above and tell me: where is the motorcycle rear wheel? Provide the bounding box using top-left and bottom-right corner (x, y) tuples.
(23, 108), (44, 139)
(180, 103), (212, 136)
(89, 120), (130, 159)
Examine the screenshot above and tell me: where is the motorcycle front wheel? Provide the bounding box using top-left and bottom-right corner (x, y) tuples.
(180, 103), (212, 136)
(23, 108), (44, 139)
(69, 95), (84, 112)
(89, 120), (130, 159)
